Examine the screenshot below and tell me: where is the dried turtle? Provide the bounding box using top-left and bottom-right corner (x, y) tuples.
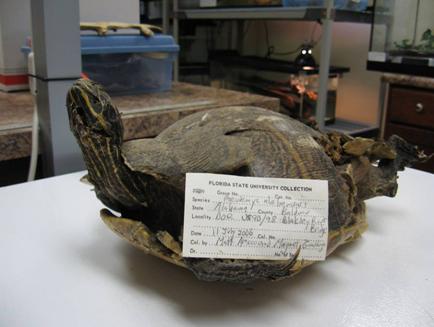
(80, 22), (162, 36)
(66, 79), (425, 283)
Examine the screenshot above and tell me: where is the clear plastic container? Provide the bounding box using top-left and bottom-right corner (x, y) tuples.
(179, 0), (367, 9)
(335, 0), (368, 11)
(283, 0), (310, 6)
(209, 54), (346, 124)
(367, 0), (434, 77)
(81, 34), (179, 95)
(307, 0), (368, 11)
(194, 0), (285, 7)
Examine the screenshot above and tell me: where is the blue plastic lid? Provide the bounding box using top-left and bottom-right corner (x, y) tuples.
(21, 46), (31, 54)
(80, 34), (180, 55)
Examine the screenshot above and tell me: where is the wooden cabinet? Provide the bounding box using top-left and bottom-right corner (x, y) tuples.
(384, 85), (434, 173)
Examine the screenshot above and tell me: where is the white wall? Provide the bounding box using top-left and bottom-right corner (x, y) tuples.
(0, 0), (31, 75)
(0, 0), (140, 74)
(0, 19), (4, 70)
(243, 21), (382, 125)
(330, 23), (382, 124)
(79, 0), (139, 23)
(390, 0), (433, 49)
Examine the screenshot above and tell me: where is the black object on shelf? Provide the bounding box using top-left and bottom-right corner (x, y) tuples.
(175, 7), (374, 24)
(367, 61), (434, 78)
(294, 44), (316, 68)
(209, 51), (350, 76)
(209, 51), (350, 127)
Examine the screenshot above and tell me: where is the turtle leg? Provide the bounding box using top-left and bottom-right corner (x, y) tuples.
(349, 135), (429, 201)
(350, 156), (399, 200)
(105, 22), (162, 36)
(156, 231), (182, 256)
(185, 248), (300, 283)
(321, 133), (429, 201)
(380, 134), (432, 172)
(100, 209), (186, 268)
(80, 22), (110, 35)
(80, 22), (162, 36)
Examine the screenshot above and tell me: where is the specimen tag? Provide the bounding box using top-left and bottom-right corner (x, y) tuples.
(182, 173), (328, 261)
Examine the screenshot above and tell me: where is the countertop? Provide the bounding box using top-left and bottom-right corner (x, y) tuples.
(382, 73), (434, 90)
(0, 82), (279, 161)
(1, 168), (433, 327)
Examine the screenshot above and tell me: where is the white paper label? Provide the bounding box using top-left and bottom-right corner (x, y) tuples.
(368, 51), (387, 62)
(182, 173), (328, 261)
(200, 0), (217, 7)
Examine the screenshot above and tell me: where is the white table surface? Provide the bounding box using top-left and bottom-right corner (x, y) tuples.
(1, 169), (433, 327)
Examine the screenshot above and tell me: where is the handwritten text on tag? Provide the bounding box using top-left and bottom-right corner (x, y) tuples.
(182, 173), (328, 261)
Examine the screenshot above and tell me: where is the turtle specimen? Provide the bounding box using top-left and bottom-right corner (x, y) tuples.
(80, 22), (161, 36)
(66, 79), (426, 283)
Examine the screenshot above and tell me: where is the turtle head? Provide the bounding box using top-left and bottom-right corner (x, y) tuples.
(67, 78), (123, 145)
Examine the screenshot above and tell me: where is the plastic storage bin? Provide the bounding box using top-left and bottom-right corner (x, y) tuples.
(81, 34), (179, 95)
(367, 0), (434, 77)
(335, 0), (368, 11)
(178, 0), (367, 9)
(179, 1), (301, 8)
(306, 0), (368, 11)
(283, 1), (309, 6)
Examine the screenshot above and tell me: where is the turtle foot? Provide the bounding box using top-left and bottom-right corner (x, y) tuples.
(321, 133), (430, 201)
(380, 134), (432, 172)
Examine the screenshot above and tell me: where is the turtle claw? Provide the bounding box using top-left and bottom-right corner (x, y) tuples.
(79, 174), (92, 185)
(138, 24), (162, 36)
(155, 231), (182, 256)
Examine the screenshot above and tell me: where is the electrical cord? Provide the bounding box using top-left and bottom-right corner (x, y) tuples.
(309, 19), (321, 45)
(27, 103), (39, 182)
(263, 20), (322, 57)
(241, 21), (252, 41)
(27, 52), (39, 182)
(263, 21), (273, 57)
(309, 19), (323, 47)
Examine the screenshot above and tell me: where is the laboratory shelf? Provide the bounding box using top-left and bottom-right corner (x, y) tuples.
(174, 7), (375, 23)
(167, 1), (388, 130)
(325, 118), (379, 137)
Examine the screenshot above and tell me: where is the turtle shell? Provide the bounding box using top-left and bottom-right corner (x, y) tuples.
(105, 107), (358, 282)
(123, 107), (354, 231)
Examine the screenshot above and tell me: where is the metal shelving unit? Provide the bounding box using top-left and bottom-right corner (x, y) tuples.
(325, 118), (378, 137)
(175, 7), (373, 22)
(165, 1), (379, 135)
